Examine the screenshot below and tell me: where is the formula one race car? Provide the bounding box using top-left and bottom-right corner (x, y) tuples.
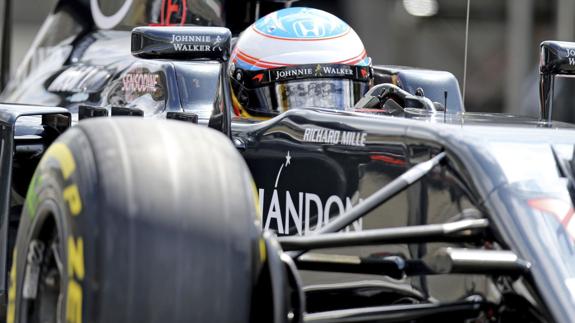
(0, 0), (574, 322)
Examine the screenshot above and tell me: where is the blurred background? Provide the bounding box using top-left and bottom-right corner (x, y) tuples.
(8, 0), (573, 116)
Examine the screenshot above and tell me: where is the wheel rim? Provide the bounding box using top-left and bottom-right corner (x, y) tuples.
(20, 214), (65, 323)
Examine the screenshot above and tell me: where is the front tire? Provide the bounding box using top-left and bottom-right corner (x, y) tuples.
(9, 118), (261, 323)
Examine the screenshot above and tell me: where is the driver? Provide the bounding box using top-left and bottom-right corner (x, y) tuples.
(230, 7), (373, 119)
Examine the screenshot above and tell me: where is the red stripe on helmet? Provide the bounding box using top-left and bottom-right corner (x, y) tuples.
(236, 49), (367, 70)
(235, 50), (290, 69)
(337, 49), (367, 65)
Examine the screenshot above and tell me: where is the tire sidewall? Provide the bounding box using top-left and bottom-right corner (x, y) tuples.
(9, 128), (97, 323)
(8, 118), (261, 323)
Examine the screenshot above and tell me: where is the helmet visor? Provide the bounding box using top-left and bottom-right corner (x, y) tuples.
(275, 79), (368, 111)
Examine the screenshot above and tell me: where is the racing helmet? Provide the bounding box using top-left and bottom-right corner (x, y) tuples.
(230, 7), (373, 118)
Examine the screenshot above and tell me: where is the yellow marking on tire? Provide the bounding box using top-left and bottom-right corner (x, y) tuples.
(6, 251), (16, 323)
(67, 237), (84, 323)
(68, 237), (85, 280)
(43, 143), (76, 180)
(66, 280), (83, 323)
(252, 181), (261, 221)
(259, 239), (266, 263)
(63, 184), (83, 216)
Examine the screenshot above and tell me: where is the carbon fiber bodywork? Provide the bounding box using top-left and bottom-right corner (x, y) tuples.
(1, 2), (575, 322)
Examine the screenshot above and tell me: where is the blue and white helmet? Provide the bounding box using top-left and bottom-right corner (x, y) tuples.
(230, 7), (373, 118)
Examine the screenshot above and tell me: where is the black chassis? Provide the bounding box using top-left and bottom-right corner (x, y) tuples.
(1, 4), (575, 323)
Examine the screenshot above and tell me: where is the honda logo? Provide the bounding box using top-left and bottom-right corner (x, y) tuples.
(293, 20), (326, 38)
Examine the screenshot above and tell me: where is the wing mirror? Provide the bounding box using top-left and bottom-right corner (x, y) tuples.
(131, 26), (232, 62)
(539, 41), (575, 123)
(131, 26), (233, 138)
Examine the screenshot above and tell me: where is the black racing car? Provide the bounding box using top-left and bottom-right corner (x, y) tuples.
(0, 0), (574, 322)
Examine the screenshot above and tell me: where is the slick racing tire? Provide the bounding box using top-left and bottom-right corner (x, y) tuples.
(8, 118), (261, 323)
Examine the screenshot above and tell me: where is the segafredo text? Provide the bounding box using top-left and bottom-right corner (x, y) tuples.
(122, 73), (158, 93)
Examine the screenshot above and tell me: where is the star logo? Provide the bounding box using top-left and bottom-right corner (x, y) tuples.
(274, 151), (292, 188)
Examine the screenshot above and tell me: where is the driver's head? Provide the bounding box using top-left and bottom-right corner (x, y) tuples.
(230, 7), (373, 119)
